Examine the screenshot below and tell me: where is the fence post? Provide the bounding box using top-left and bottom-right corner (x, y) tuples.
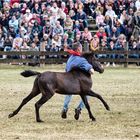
(83, 40), (89, 52)
(124, 42), (128, 68)
(40, 42), (46, 67)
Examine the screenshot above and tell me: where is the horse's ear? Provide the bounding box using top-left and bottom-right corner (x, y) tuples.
(92, 54), (98, 60)
(82, 51), (93, 57)
(83, 52), (97, 60)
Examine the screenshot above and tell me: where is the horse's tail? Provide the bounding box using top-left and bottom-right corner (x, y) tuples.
(20, 70), (41, 77)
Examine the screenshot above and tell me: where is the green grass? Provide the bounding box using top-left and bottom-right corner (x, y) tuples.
(0, 64), (140, 140)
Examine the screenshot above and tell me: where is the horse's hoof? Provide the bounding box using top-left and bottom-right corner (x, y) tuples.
(37, 119), (44, 123)
(106, 106), (110, 111)
(8, 113), (14, 118)
(91, 117), (96, 121)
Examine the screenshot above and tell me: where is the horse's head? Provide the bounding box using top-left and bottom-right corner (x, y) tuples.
(82, 52), (104, 74)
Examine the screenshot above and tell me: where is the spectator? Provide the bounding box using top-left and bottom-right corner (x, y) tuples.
(82, 27), (92, 42)
(132, 10), (140, 40)
(109, 26), (120, 42)
(64, 15), (73, 31)
(96, 26), (107, 44)
(43, 19), (52, 38)
(41, 34), (51, 51)
(119, 10), (128, 24)
(73, 20), (81, 36)
(45, 5), (52, 18)
(57, 8), (66, 22)
(135, 0), (140, 11)
(106, 41), (116, 67)
(104, 15), (112, 37)
(2, 2), (10, 13)
(0, 12), (9, 30)
(76, 9), (88, 30)
(94, 2), (104, 16)
(10, 0), (19, 7)
(50, 12), (58, 28)
(28, 13), (41, 25)
(129, 41), (139, 59)
(114, 34), (127, 58)
(24, 9), (33, 23)
(31, 3), (41, 15)
(61, 2), (68, 15)
(52, 34), (62, 50)
(51, 2), (59, 15)
(31, 20), (42, 39)
(9, 2), (20, 16)
(12, 34), (23, 51)
(69, 9), (77, 21)
(90, 35), (99, 51)
(65, 28), (74, 45)
(29, 42), (39, 52)
(0, 30), (4, 54)
(105, 5), (116, 21)
(23, 35), (31, 46)
(19, 26), (27, 38)
(90, 0), (98, 18)
(9, 15), (19, 33)
(3, 35), (13, 52)
(8, 25), (16, 38)
(28, 42), (39, 66)
(75, 0), (84, 12)
(20, 2), (28, 14)
(83, 0), (92, 16)
(129, 35), (136, 47)
(33, 33), (40, 48)
(114, 19), (125, 35)
(52, 20), (64, 39)
(128, 7), (135, 16)
(10, 34), (22, 60)
(62, 33), (72, 50)
(67, 0), (75, 12)
(20, 41), (30, 59)
(96, 11), (105, 27)
(129, 1), (137, 12)
(41, 2), (47, 15)
(123, 14), (133, 40)
(49, 42), (59, 58)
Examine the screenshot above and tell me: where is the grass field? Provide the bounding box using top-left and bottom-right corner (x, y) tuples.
(0, 64), (140, 140)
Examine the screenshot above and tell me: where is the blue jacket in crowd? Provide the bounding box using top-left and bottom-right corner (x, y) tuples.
(66, 55), (92, 72)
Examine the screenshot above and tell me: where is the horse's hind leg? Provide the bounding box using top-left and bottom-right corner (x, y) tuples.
(9, 79), (40, 118)
(80, 95), (96, 121)
(35, 84), (54, 122)
(88, 90), (110, 111)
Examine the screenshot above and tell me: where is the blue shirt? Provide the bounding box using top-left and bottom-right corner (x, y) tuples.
(66, 55), (92, 72)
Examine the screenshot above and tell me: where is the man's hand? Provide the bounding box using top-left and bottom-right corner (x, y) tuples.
(89, 68), (94, 74)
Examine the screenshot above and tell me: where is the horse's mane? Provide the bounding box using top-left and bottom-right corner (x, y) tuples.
(81, 52), (94, 59)
(70, 68), (91, 77)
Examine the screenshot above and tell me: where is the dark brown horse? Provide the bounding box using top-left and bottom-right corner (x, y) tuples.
(8, 53), (110, 122)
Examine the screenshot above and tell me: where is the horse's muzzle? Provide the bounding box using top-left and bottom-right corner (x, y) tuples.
(100, 65), (104, 73)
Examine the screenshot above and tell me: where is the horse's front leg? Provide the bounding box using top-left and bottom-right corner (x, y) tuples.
(80, 95), (96, 121)
(88, 90), (110, 111)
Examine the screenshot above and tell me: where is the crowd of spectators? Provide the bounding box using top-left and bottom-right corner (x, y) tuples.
(0, 0), (140, 66)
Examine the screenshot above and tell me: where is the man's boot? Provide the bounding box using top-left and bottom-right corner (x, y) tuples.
(61, 109), (68, 119)
(74, 108), (81, 120)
